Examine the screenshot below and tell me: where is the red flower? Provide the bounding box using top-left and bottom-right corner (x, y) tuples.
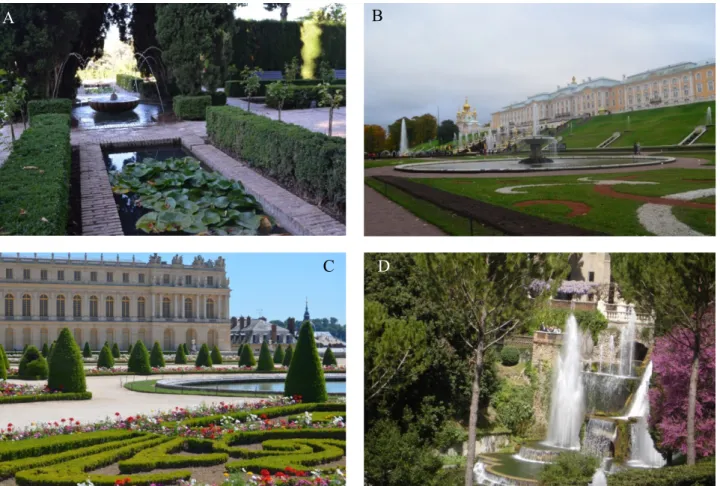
(261, 469), (270, 476)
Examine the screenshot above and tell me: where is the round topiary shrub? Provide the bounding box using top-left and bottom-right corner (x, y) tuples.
(19, 346), (49, 380)
(282, 344), (293, 367)
(150, 341), (166, 368)
(111, 342), (121, 359)
(97, 345), (115, 369)
(41, 342), (49, 358)
(500, 346), (520, 366)
(195, 343), (212, 368)
(273, 344), (285, 364)
(322, 347), (337, 366)
(211, 345), (223, 364)
(82, 342), (92, 358)
(256, 341), (275, 371)
(175, 344), (188, 364)
(47, 328), (87, 393)
(239, 344), (256, 367)
(127, 340), (152, 375)
(284, 321), (327, 403)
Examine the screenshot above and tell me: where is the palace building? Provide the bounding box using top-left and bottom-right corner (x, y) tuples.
(490, 59), (716, 131)
(456, 97), (482, 135)
(0, 253), (232, 352)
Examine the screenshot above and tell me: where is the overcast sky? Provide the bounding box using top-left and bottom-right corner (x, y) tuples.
(365, 3), (715, 126)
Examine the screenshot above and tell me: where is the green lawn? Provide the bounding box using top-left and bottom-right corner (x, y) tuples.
(414, 168), (715, 235)
(557, 102), (714, 148)
(696, 125), (715, 144)
(672, 206), (715, 235)
(365, 178), (501, 236)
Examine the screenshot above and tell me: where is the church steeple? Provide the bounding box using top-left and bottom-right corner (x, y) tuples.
(303, 297), (310, 321)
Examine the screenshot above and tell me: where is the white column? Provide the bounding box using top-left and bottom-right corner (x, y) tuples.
(180, 294), (184, 318)
(50, 292), (56, 318)
(196, 295), (200, 319)
(99, 293), (105, 319)
(151, 294), (156, 319)
(201, 295), (206, 319)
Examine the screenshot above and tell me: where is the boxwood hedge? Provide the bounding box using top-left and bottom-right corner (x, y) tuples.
(0, 114), (71, 235)
(26, 99), (72, 119)
(206, 106), (345, 211)
(173, 95), (211, 120)
(607, 460), (715, 485)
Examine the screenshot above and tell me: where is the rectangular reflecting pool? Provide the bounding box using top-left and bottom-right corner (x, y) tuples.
(103, 144), (193, 172)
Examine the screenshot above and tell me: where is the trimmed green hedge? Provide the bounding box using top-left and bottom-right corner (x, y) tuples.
(173, 95), (211, 120)
(18, 345), (48, 380)
(224, 436), (345, 474)
(224, 78), (346, 97)
(265, 85), (346, 110)
(0, 430), (137, 462)
(210, 345), (223, 365)
(127, 340), (151, 375)
(118, 437), (227, 473)
(0, 114), (71, 235)
(0, 391), (92, 405)
(256, 341), (274, 371)
(26, 99), (72, 119)
(116, 74), (159, 99)
(273, 344), (285, 364)
(210, 92), (227, 106)
(182, 402), (345, 428)
(283, 344), (294, 366)
(149, 341), (165, 368)
(195, 343), (213, 368)
(97, 345), (115, 369)
(322, 347), (337, 366)
(607, 460), (715, 485)
(206, 106), (345, 211)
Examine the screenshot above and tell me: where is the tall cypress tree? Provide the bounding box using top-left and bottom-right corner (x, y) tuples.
(284, 322), (327, 403)
(282, 344), (293, 367)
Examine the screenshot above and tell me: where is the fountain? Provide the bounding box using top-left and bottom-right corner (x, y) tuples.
(582, 419), (616, 458)
(706, 107), (713, 126)
(606, 336), (615, 374)
(619, 309), (636, 377)
(626, 116), (631, 132)
(518, 103), (556, 164)
(547, 314), (585, 449)
(590, 469), (608, 486)
(624, 362), (665, 468)
(88, 89), (140, 113)
(399, 118), (409, 155)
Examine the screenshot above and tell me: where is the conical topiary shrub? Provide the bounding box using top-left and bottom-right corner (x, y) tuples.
(175, 344), (187, 364)
(284, 321), (327, 403)
(41, 342), (49, 358)
(127, 343), (133, 356)
(239, 344), (256, 367)
(237, 344), (243, 358)
(150, 341), (166, 368)
(97, 344), (115, 369)
(83, 342), (92, 358)
(322, 347), (337, 366)
(282, 345), (293, 367)
(127, 340), (152, 375)
(211, 345), (223, 364)
(273, 344), (285, 364)
(48, 328), (87, 393)
(47, 341), (56, 363)
(257, 341), (275, 371)
(183, 343), (189, 355)
(111, 342), (121, 359)
(0, 343), (9, 370)
(0, 351), (6, 380)
(195, 343), (212, 368)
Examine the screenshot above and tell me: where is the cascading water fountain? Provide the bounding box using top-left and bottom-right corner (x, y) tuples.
(582, 419), (616, 458)
(706, 106), (713, 126)
(546, 314), (585, 449)
(606, 335), (615, 374)
(622, 362), (665, 468)
(618, 309), (636, 377)
(399, 118), (409, 155)
(590, 469), (608, 486)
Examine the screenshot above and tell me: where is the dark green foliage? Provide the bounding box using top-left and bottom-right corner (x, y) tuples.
(225, 78), (346, 97)
(127, 343), (133, 355)
(210, 92), (227, 106)
(0, 114), (71, 235)
(539, 452), (600, 486)
(115, 74), (159, 99)
(322, 347), (337, 366)
(174, 344), (188, 365)
(437, 119), (459, 144)
(47, 328), (87, 393)
(0, 353), (6, 380)
(18, 346), (48, 380)
(41, 342), (49, 358)
(96, 345), (115, 369)
(265, 85), (346, 110)
(0, 344), (9, 370)
(500, 346), (520, 366)
(111, 342), (120, 359)
(282, 345), (293, 367)
(273, 345), (285, 364)
(525, 307), (609, 344)
(82, 342), (92, 358)
(47, 342), (56, 362)
(195, 343), (213, 368)
(606, 460), (715, 485)
(319, 24), (346, 71)
(491, 381), (535, 436)
(256, 341), (275, 371)
(182, 343), (189, 355)
(26, 99), (72, 119)
(207, 106), (345, 213)
(239, 344), (256, 367)
(127, 340), (152, 375)
(284, 321), (327, 402)
(150, 341), (166, 368)
(0, 391), (92, 404)
(173, 95), (211, 120)
(210, 345), (223, 364)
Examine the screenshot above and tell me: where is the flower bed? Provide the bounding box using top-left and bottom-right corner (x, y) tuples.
(0, 382), (92, 404)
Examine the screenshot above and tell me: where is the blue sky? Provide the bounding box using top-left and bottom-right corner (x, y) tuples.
(11, 253), (345, 324)
(365, 3), (716, 126)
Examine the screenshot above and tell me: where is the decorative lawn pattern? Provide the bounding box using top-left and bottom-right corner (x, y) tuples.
(671, 206), (715, 236)
(557, 102), (714, 148)
(415, 168), (715, 235)
(0, 398), (346, 485)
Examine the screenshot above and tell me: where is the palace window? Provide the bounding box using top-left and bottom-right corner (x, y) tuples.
(708, 70), (714, 78)
(185, 275), (192, 285)
(22, 294), (31, 317)
(206, 298), (215, 319)
(107, 272), (113, 283)
(696, 73), (701, 81)
(697, 84), (703, 93)
(123, 273), (129, 283)
(74, 271), (81, 281)
(684, 88), (690, 96)
(90, 296), (98, 318)
(23, 269), (30, 280)
(90, 272), (97, 282)
(207, 276), (214, 286)
(683, 76), (689, 84)
(185, 298), (193, 318)
(5, 269), (12, 279)
(673, 88), (679, 98)
(41, 270), (47, 281)
(138, 274), (145, 283)
(162, 297), (171, 318)
(709, 81), (714, 91)
(73, 296), (82, 317)
(663, 79), (668, 86)
(663, 89), (668, 98)
(58, 270), (64, 281)
(672, 78), (678, 86)
(122, 297), (130, 318)
(39, 295), (48, 317)
(5, 294), (14, 317)
(57, 295), (65, 317)
(137, 297), (146, 318)
(163, 274), (170, 284)
(106, 297), (114, 318)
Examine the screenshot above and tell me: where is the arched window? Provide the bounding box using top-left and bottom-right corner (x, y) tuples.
(162, 297), (171, 318)
(39, 295), (48, 317)
(164, 328), (173, 350)
(57, 295), (65, 317)
(90, 296), (98, 318)
(137, 297), (146, 318)
(4, 294), (14, 317)
(184, 298), (193, 318)
(105, 296), (114, 318)
(73, 295), (82, 318)
(206, 298), (215, 319)
(22, 294), (31, 317)
(122, 297), (130, 318)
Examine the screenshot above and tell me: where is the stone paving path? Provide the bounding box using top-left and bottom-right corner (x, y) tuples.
(364, 185), (446, 236)
(226, 99), (345, 138)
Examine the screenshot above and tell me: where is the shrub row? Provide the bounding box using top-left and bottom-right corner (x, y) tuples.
(118, 437), (227, 473)
(607, 460), (715, 486)
(222, 427), (346, 447)
(26, 99), (72, 119)
(225, 438), (345, 474)
(0, 114), (71, 235)
(0, 430), (138, 462)
(224, 78), (346, 98)
(265, 84), (346, 110)
(182, 402), (345, 428)
(206, 106), (345, 211)
(173, 95), (212, 120)
(0, 391), (91, 405)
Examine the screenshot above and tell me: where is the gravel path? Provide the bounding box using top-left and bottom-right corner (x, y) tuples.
(364, 185), (446, 236)
(637, 188), (715, 236)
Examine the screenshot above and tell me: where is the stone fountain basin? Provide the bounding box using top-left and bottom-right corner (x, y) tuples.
(89, 96), (140, 113)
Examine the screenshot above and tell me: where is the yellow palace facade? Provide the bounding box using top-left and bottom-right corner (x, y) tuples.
(491, 60), (715, 130)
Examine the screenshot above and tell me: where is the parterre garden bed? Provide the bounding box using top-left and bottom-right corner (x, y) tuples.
(0, 397), (346, 485)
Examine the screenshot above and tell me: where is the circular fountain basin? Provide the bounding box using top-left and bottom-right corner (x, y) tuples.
(515, 441), (575, 464)
(155, 373), (346, 395)
(394, 155), (675, 173)
(88, 94), (140, 113)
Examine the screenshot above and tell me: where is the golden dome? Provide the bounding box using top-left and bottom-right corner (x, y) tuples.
(463, 97), (471, 111)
